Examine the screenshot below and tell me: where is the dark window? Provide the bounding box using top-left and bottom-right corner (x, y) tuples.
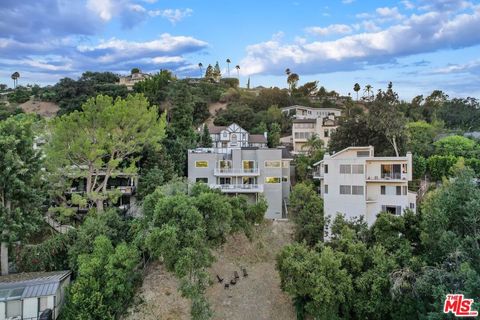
(196, 178), (208, 183)
(324, 164), (328, 174)
(396, 186), (402, 195)
(381, 185), (386, 195)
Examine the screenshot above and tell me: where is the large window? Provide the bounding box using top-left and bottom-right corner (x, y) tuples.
(243, 160), (256, 170)
(381, 185), (407, 196)
(352, 164), (364, 174)
(340, 164), (351, 174)
(265, 160), (281, 168)
(6, 300), (22, 318)
(195, 160), (208, 168)
(381, 164), (401, 179)
(219, 160), (232, 169)
(220, 177), (231, 184)
(265, 177), (281, 183)
(340, 185), (351, 194)
(196, 177), (208, 183)
(352, 185), (364, 195)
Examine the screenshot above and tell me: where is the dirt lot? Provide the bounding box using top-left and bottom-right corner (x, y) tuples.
(122, 262), (191, 320)
(19, 100), (59, 117)
(206, 220), (296, 320)
(124, 221), (295, 320)
(206, 102), (227, 126)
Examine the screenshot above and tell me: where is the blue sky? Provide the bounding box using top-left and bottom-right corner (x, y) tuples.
(1, 0), (480, 100)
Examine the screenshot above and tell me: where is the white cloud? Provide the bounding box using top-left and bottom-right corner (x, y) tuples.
(342, 0), (355, 4)
(306, 24), (353, 37)
(149, 8), (193, 24)
(401, 1), (415, 10)
(87, 0), (117, 21)
(362, 20), (381, 32)
(376, 7), (405, 21)
(240, 5), (480, 76)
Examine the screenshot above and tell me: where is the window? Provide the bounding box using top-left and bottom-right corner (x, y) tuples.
(6, 300), (22, 318)
(324, 184), (328, 194)
(381, 164), (401, 179)
(324, 129), (329, 137)
(231, 134), (237, 142)
(265, 160), (281, 168)
(219, 177), (231, 184)
(196, 178), (208, 183)
(357, 150), (370, 157)
(223, 132), (227, 138)
(282, 176), (288, 182)
(40, 296), (49, 313)
(382, 205), (402, 215)
(282, 160), (290, 168)
(410, 203), (415, 209)
(381, 185), (386, 195)
(340, 185), (351, 194)
(324, 164), (328, 174)
(352, 164), (364, 174)
(396, 186), (402, 195)
(195, 161), (208, 168)
(219, 160), (232, 170)
(243, 160), (255, 170)
(265, 177), (281, 183)
(352, 185), (364, 195)
(243, 177), (255, 184)
(340, 164), (351, 174)
(403, 186), (407, 195)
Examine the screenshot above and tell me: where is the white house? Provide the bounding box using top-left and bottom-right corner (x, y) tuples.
(313, 146), (417, 226)
(291, 114), (338, 154)
(281, 105), (342, 119)
(0, 270), (71, 320)
(206, 123), (267, 149)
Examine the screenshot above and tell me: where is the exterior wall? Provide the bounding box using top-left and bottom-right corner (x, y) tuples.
(0, 302), (5, 320)
(188, 148), (290, 219)
(315, 147), (415, 226)
(292, 117), (338, 154)
(23, 297), (38, 319)
(282, 106), (342, 119)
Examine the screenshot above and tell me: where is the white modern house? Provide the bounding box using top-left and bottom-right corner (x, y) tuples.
(0, 271), (71, 320)
(281, 105), (342, 120)
(313, 146), (417, 226)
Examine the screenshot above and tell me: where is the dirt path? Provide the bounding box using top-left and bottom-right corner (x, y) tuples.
(206, 102), (227, 126)
(206, 221), (296, 320)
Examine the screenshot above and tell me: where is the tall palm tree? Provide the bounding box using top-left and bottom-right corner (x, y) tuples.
(353, 83), (361, 101)
(11, 72), (20, 88)
(364, 84), (373, 101)
(285, 68), (291, 76)
(235, 65), (240, 79)
(198, 63), (203, 77)
(226, 59), (231, 77)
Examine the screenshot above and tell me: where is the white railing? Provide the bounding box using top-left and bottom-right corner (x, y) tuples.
(210, 184), (264, 192)
(366, 173), (408, 181)
(214, 168), (260, 175)
(312, 171), (324, 179)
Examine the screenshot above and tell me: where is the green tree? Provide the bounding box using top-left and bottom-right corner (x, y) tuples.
(47, 94), (166, 211)
(131, 67), (140, 74)
(0, 115), (43, 275)
(268, 122), (281, 148)
(434, 135), (478, 158)
(427, 155), (458, 181)
(198, 125), (213, 147)
(353, 83), (361, 101)
(405, 121), (438, 157)
(289, 183), (324, 245)
(287, 73), (300, 92)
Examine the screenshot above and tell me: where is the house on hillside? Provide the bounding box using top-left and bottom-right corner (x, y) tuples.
(313, 146), (417, 226)
(118, 71), (150, 90)
(207, 123), (267, 149)
(0, 270), (71, 320)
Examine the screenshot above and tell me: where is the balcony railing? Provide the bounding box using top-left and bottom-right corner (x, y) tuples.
(214, 168), (260, 176)
(312, 171), (324, 179)
(210, 184), (264, 193)
(366, 173), (407, 181)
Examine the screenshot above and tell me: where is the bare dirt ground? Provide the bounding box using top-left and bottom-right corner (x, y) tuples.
(122, 261), (191, 320)
(206, 102), (228, 126)
(19, 100), (59, 117)
(124, 221), (295, 320)
(205, 220), (296, 320)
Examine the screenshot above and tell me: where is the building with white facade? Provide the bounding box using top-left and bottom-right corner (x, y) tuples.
(281, 105), (342, 119)
(188, 145), (292, 219)
(292, 114), (338, 153)
(207, 123), (267, 149)
(313, 146), (417, 226)
(0, 270), (71, 320)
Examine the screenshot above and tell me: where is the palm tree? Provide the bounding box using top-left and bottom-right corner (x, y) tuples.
(364, 84), (373, 101)
(353, 83), (361, 101)
(226, 59), (231, 77)
(285, 68), (291, 76)
(235, 65), (240, 79)
(11, 72), (20, 88)
(198, 63), (203, 77)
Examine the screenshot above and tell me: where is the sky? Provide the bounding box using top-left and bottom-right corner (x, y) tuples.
(1, 0), (480, 100)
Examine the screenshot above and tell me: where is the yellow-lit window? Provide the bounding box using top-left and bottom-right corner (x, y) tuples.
(265, 160), (281, 168)
(282, 160), (290, 168)
(265, 177), (281, 183)
(195, 161), (208, 168)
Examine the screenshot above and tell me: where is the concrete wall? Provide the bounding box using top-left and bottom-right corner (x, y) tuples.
(0, 302), (5, 320)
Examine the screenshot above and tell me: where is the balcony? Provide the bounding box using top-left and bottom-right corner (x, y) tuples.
(214, 168), (260, 176)
(209, 184), (264, 193)
(312, 171), (324, 179)
(366, 173), (408, 182)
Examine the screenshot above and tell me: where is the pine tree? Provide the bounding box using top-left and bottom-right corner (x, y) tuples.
(204, 64), (214, 81)
(199, 125), (212, 147)
(213, 61), (222, 81)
